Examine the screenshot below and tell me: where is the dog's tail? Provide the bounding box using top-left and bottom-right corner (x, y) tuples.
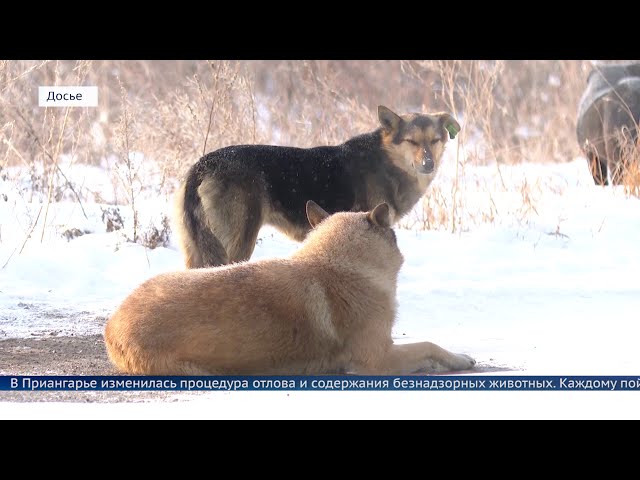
(173, 172), (229, 268)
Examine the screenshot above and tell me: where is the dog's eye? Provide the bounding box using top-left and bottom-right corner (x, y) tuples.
(431, 138), (441, 145)
(403, 139), (418, 146)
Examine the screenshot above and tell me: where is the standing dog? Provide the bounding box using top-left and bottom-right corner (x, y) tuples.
(105, 201), (475, 375)
(174, 105), (461, 268)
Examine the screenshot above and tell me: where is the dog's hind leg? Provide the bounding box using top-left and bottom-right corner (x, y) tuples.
(223, 194), (264, 263)
(199, 179), (264, 264)
(142, 356), (216, 375)
(587, 151), (609, 186)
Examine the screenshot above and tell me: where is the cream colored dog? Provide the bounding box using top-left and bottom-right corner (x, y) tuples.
(104, 201), (475, 375)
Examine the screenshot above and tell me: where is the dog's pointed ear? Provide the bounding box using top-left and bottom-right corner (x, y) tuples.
(306, 200), (330, 228)
(378, 105), (402, 133)
(440, 113), (461, 140)
(368, 203), (391, 228)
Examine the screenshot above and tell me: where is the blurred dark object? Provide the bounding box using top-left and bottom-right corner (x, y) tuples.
(576, 62), (640, 185)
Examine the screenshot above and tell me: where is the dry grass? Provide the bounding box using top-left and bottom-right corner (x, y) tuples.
(0, 59), (638, 247)
(619, 132), (640, 197)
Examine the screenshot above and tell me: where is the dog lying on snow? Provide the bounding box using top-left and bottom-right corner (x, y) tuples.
(105, 201), (475, 375)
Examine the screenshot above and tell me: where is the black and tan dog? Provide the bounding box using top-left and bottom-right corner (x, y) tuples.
(105, 201), (475, 375)
(174, 105), (461, 268)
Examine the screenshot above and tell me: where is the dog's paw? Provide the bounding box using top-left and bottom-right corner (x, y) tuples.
(450, 353), (476, 371)
(426, 353), (476, 373)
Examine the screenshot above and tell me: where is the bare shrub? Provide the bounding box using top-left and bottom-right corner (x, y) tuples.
(140, 214), (171, 250)
(101, 207), (124, 233)
(61, 227), (90, 241)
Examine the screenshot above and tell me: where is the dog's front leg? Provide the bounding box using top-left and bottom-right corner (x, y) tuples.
(354, 341), (475, 375)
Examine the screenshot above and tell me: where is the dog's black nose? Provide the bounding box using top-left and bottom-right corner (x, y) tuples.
(421, 157), (434, 173)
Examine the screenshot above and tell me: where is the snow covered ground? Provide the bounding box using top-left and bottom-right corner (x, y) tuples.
(1, 155), (640, 419)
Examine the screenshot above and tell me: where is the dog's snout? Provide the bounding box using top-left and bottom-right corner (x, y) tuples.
(421, 154), (435, 174)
